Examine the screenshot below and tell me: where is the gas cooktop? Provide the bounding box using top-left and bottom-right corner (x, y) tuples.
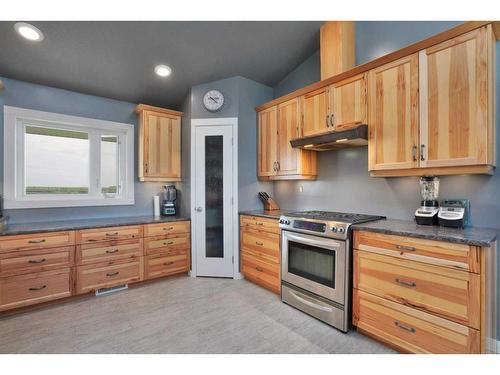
(279, 210), (385, 240)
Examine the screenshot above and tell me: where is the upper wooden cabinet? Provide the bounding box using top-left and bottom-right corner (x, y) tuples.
(302, 86), (330, 137)
(369, 25), (496, 176)
(136, 104), (183, 182)
(330, 74), (367, 131)
(368, 54), (419, 171)
(419, 26), (495, 168)
(257, 99), (317, 180)
(257, 106), (278, 177)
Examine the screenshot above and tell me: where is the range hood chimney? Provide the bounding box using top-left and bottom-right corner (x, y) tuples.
(290, 124), (368, 151)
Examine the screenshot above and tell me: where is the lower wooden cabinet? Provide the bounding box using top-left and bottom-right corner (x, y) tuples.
(0, 268), (72, 311)
(240, 215), (280, 294)
(145, 252), (189, 280)
(75, 258), (143, 295)
(353, 229), (497, 354)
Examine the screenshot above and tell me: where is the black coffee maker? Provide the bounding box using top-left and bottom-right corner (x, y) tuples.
(162, 185), (177, 216)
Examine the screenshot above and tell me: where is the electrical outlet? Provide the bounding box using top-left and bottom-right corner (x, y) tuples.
(298, 185), (304, 193)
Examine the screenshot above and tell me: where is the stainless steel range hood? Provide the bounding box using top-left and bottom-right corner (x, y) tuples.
(290, 124), (368, 151)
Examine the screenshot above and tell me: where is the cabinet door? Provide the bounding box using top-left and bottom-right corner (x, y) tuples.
(302, 87), (331, 137)
(368, 54), (419, 171)
(257, 107), (278, 177)
(331, 74), (367, 131)
(419, 26), (492, 168)
(143, 112), (181, 179)
(277, 98), (300, 175)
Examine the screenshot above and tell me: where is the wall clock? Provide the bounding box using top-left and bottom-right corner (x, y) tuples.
(203, 90), (225, 112)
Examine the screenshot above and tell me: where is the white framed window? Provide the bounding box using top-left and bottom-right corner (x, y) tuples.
(3, 106), (135, 209)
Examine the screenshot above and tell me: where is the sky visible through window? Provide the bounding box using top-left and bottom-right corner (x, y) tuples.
(25, 126), (118, 194)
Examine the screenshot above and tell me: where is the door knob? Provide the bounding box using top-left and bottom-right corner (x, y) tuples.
(195, 206), (203, 212)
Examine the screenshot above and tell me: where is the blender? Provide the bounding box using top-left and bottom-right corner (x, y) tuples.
(415, 176), (440, 225)
(161, 185), (177, 216)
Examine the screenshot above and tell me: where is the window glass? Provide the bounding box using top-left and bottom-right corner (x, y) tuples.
(101, 135), (118, 194)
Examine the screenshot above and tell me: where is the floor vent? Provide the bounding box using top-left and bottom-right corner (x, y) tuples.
(95, 284), (128, 296)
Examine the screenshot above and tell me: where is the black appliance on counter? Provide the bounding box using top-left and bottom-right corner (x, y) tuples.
(161, 185), (177, 216)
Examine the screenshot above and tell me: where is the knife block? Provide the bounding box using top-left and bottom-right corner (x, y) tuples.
(263, 197), (280, 211)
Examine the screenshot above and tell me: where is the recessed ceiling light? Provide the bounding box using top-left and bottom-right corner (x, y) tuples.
(154, 64), (172, 78)
(14, 22), (44, 42)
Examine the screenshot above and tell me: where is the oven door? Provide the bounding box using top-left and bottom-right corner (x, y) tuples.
(281, 230), (346, 304)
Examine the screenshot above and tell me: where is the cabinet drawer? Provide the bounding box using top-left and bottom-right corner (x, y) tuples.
(240, 215), (279, 234)
(144, 221), (190, 237)
(0, 231), (75, 253)
(145, 253), (189, 280)
(354, 230), (480, 272)
(240, 229), (279, 264)
(354, 250), (480, 329)
(76, 239), (143, 265)
(353, 290), (480, 353)
(75, 258), (143, 294)
(145, 234), (190, 256)
(0, 268), (72, 311)
(77, 225), (142, 244)
(241, 252), (280, 294)
(0, 246), (74, 277)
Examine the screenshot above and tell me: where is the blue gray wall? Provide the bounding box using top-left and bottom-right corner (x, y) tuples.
(0, 77), (166, 223)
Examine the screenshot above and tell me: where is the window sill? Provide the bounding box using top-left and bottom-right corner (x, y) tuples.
(3, 197), (135, 209)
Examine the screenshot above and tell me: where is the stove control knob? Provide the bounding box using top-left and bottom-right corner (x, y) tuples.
(331, 226), (337, 232)
(338, 227), (345, 233)
(279, 219), (284, 224)
(285, 220), (291, 225)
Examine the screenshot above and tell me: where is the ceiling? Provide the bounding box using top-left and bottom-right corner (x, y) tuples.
(0, 21), (323, 109)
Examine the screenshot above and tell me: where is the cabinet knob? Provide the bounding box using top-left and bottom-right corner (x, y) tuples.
(326, 115), (330, 127)
(420, 144), (426, 161)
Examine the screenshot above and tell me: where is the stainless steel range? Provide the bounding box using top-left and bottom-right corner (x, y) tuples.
(279, 210), (384, 332)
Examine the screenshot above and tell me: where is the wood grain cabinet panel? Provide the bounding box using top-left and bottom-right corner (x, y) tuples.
(354, 250), (480, 329)
(136, 104), (183, 182)
(76, 258), (143, 295)
(354, 231), (480, 273)
(257, 106), (279, 177)
(301, 87), (331, 137)
(240, 229), (280, 264)
(330, 74), (367, 131)
(0, 268), (72, 311)
(0, 246), (74, 277)
(241, 252), (280, 294)
(144, 234), (190, 256)
(76, 239), (143, 266)
(0, 231), (75, 253)
(277, 98), (301, 176)
(419, 26), (495, 168)
(144, 221), (190, 237)
(240, 215), (280, 235)
(368, 54), (420, 171)
(77, 225), (142, 244)
(145, 252), (189, 280)
(354, 289), (480, 354)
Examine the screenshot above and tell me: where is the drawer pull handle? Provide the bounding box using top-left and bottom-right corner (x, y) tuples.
(163, 261), (174, 266)
(396, 245), (416, 251)
(29, 285), (47, 291)
(106, 271), (120, 277)
(106, 249), (119, 254)
(87, 239), (98, 242)
(105, 232), (119, 236)
(28, 258), (47, 264)
(395, 278), (416, 287)
(163, 241), (175, 245)
(255, 222), (264, 226)
(255, 241), (264, 246)
(163, 227), (175, 231)
(256, 266), (264, 272)
(28, 239), (46, 244)
(395, 321), (416, 333)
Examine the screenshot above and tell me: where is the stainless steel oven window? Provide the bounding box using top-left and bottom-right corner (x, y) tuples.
(287, 241), (335, 288)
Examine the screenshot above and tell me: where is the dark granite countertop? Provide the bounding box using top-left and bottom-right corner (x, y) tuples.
(239, 210), (287, 219)
(0, 215), (190, 236)
(353, 218), (498, 247)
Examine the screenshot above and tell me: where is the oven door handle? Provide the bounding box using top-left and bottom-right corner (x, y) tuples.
(289, 290), (334, 313)
(284, 232), (341, 249)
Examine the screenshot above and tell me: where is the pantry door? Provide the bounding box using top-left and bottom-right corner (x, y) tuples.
(191, 118), (238, 278)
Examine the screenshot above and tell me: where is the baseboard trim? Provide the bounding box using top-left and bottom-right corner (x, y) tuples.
(487, 338), (500, 353)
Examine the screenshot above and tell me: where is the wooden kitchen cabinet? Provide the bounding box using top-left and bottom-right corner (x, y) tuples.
(419, 26), (495, 168)
(136, 104), (183, 182)
(330, 73), (367, 131)
(301, 86), (331, 137)
(352, 230), (497, 354)
(368, 54), (420, 171)
(257, 106), (278, 177)
(257, 99), (317, 180)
